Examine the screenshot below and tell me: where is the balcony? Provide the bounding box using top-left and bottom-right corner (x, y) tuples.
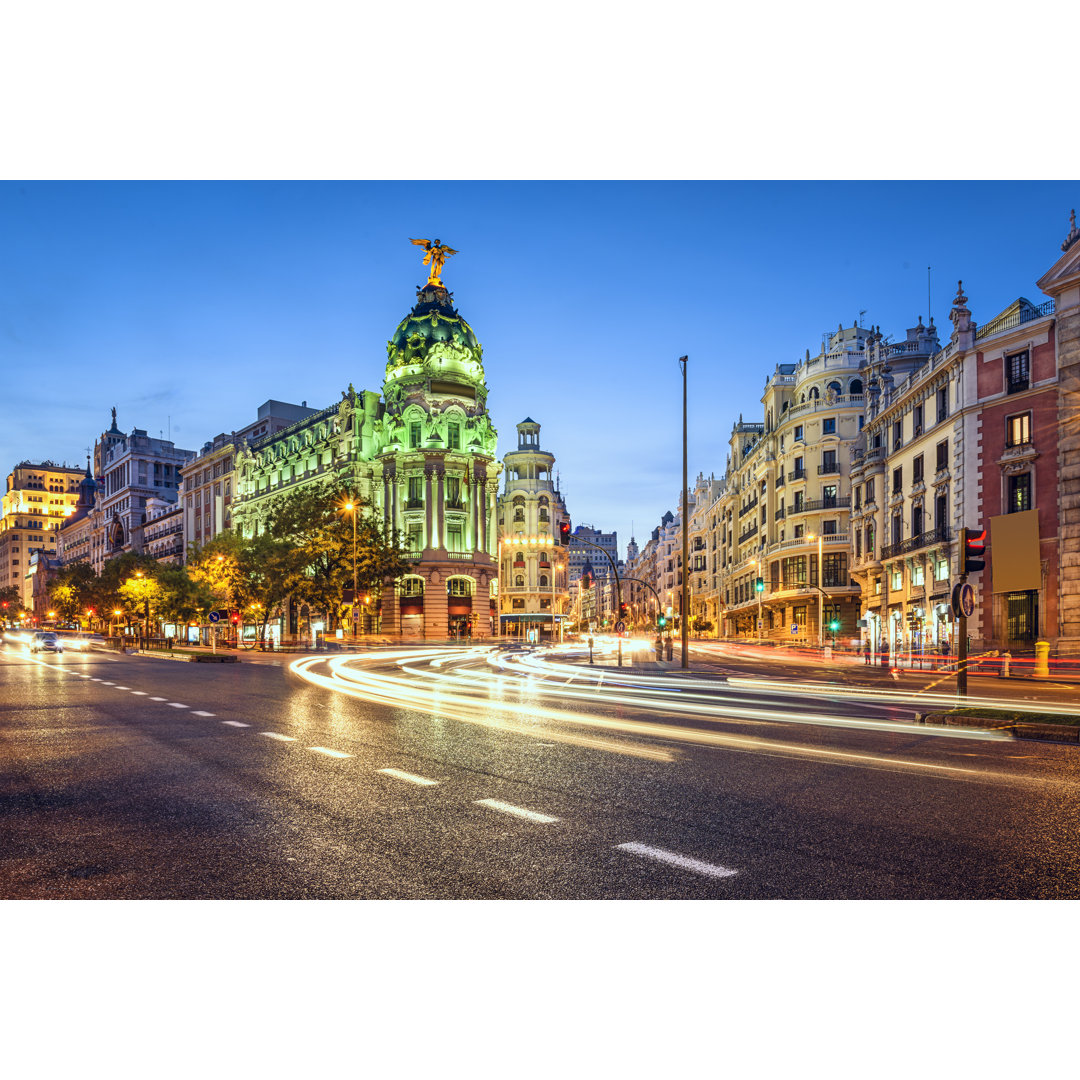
(788, 468), (806, 482)
(817, 462), (840, 476)
(738, 498), (759, 519)
(775, 508), (786, 521)
(787, 496), (851, 516)
(405, 499), (424, 510)
(880, 525), (952, 561)
(738, 522), (759, 545)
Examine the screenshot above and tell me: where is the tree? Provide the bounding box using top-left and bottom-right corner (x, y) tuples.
(0, 585), (20, 623)
(263, 481), (408, 630)
(50, 582), (82, 623)
(156, 567), (215, 628)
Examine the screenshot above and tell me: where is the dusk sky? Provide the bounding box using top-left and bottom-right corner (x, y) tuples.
(2, 181), (1076, 555)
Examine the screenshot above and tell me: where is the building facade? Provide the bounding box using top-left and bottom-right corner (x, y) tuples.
(232, 268), (501, 640)
(1, 461), (84, 609)
(496, 419), (570, 640)
(181, 400), (317, 558)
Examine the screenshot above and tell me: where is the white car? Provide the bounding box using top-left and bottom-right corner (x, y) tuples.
(30, 632), (63, 654)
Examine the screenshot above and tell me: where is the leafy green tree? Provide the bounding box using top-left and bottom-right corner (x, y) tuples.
(50, 582), (82, 622)
(0, 585), (20, 622)
(156, 567), (216, 627)
(263, 481), (408, 629)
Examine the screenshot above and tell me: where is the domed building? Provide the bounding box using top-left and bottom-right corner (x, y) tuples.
(375, 276), (501, 638)
(231, 244), (501, 640)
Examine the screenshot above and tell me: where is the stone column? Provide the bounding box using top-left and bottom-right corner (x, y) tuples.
(433, 462), (445, 553)
(424, 466), (435, 553)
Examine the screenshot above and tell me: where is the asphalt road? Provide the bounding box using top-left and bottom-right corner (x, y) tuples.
(3, 639), (1078, 899)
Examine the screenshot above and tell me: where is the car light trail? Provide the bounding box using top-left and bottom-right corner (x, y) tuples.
(287, 650), (1052, 783)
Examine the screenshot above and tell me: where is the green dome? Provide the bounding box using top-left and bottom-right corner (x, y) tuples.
(385, 283), (483, 377)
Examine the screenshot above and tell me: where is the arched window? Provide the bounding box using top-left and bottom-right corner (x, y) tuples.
(809, 386), (820, 400)
(800, 393), (806, 403)
(515, 575), (524, 587)
(447, 577), (473, 597)
(400, 576), (424, 597)
(827, 381), (842, 396)
(539, 575), (549, 587)
(850, 379), (863, 395)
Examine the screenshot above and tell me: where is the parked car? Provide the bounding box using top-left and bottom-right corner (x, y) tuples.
(30, 632), (63, 653)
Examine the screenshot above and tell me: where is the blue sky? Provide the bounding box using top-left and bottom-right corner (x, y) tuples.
(1, 181), (1075, 555)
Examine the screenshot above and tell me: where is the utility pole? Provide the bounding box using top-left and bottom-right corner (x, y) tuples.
(680, 356), (689, 670)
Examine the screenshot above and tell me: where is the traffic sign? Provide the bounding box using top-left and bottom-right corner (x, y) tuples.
(790, 623), (799, 635)
(614, 620), (626, 633)
(208, 611), (222, 623)
(952, 583), (975, 619)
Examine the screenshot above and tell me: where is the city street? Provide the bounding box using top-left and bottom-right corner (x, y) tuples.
(3, 639), (1079, 899)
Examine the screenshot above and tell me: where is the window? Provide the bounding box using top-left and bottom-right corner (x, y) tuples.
(913, 404), (924, 434)
(855, 529), (862, 557)
(936, 558), (949, 580)
(937, 387), (949, 422)
(409, 422), (422, 448)
(892, 467), (903, 494)
(809, 387), (820, 400)
(935, 492), (948, 531)
(793, 605), (808, 629)
(891, 568), (903, 590)
(514, 575), (524, 587)
(892, 514), (902, 546)
(783, 556), (807, 585)
(822, 519), (837, 536)
(447, 423), (461, 450)
(1006, 412), (1032, 447)
(865, 479), (876, 503)
(823, 484), (837, 507)
(1007, 351), (1030, 394)
(1008, 473), (1032, 513)
(822, 417), (836, 435)
(793, 524), (805, 538)
(447, 577), (471, 596)
(794, 425), (804, 442)
(407, 476), (424, 506)
(539, 575), (549, 587)
(912, 505), (923, 534)
(912, 455), (924, 484)
(854, 486), (861, 510)
(936, 440), (948, 472)
(893, 421), (903, 450)
(821, 449), (838, 474)
(865, 523), (875, 555)
(912, 564), (925, 586)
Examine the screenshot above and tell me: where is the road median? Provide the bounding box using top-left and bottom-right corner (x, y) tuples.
(917, 708), (1080, 744)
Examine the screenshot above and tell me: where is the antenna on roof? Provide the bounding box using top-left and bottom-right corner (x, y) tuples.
(859, 310), (866, 328)
(927, 266), (932, 325)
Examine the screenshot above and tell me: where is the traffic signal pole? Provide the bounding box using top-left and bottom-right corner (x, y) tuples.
(680, 356), (689, 671)
(570, 531), (624, 667)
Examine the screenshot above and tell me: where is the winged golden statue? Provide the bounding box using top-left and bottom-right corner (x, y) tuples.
(409, 237), (458, 286)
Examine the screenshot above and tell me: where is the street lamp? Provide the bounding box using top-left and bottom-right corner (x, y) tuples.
(808, 532), (824, 648)
(113, 608), (122, 637)
(342, 499), (359, 638)
(134, 571), (150, 642)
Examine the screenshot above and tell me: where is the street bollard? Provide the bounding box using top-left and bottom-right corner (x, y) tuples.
(1034, 640), (1050, 678)
(999, 651), (1011, 679)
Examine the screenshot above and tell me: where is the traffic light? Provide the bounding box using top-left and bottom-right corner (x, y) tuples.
(657, 614), (667, 629)
(754, 577), (765, 593)
(828, 620), (841, 632)
(961, 526), (987, 574)
(581, 570), (594, 590)
(230, 611), (240, 625)
(618, 602), (628, 621)
(559, 520), (571, 546)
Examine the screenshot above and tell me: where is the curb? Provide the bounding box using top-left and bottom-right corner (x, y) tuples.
(917, 711), (1079, 744)
(134, 650), (240, 664)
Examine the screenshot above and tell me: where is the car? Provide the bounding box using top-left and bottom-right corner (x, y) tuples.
(30, 632), (63, 654)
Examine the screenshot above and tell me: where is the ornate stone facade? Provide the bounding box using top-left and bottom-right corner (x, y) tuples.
(230, 275), (501, 640)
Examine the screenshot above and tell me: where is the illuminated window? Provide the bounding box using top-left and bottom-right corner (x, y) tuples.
(1006, 413), (1031, 447)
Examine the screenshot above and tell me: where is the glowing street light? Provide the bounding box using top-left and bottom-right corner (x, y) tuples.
(341, 498), (359, 638)
(807, 532), (824, 648)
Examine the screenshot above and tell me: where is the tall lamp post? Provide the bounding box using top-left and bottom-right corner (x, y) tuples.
(344, 500), (359, 638)
(808, 533), (824, 648)
(679, 355), (689, 670)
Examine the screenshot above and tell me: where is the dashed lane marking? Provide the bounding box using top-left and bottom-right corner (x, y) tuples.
(150, 697), (167, 701)
(101, 681), (115, 685)
(193, 711), (215, 717)
(259, 732), (296, 741)
(474, 798), (559, 824)
(130, 691), (147, 696)
(114, 686), (130, 690)
(168, 702), (189, 709)
(309, 746), (351, 759)
(378, 768), (439, 787)
(222, 720), (250, 727)
(616, 842), (738, 880)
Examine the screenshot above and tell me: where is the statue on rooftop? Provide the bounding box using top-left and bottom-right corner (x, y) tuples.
(409, 237), (458, 286)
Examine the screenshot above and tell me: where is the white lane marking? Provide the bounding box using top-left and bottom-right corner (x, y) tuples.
(168, 702), (188, 709)
(130, 691), (147, 695)
(222, 720), (250, 727)
(308, 746), (351, 759)
(259, 732), (296, 741)
(91, 678), (102, 682)
(474, 798), (559, 824)
(101, 681), (115, 685)
(616, 842), (738, 880)
(150, 696), (167, 701)
(113, 686), (130, 690)
(378, 767), (439, 787)
(193, 711), (215, 717)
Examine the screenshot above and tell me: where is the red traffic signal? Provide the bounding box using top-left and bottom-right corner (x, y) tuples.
(962, 526), (987, 574)
(230, 612), (240, 624)
(581, 570), (594, 590)
(558, 520), (571, 546)
(618, 602), (629, 620)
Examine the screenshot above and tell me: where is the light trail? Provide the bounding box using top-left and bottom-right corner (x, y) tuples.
(286, 649), (1050, 783)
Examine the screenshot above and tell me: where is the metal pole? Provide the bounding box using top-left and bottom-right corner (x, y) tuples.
(757, 558), (762, 642)
(812, 533), (820, 643)
(680, 355), (689, 670)
(352, 507), (358, 638)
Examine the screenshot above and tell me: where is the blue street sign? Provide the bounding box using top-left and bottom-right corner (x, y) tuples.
(790, 623), (799, 635)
